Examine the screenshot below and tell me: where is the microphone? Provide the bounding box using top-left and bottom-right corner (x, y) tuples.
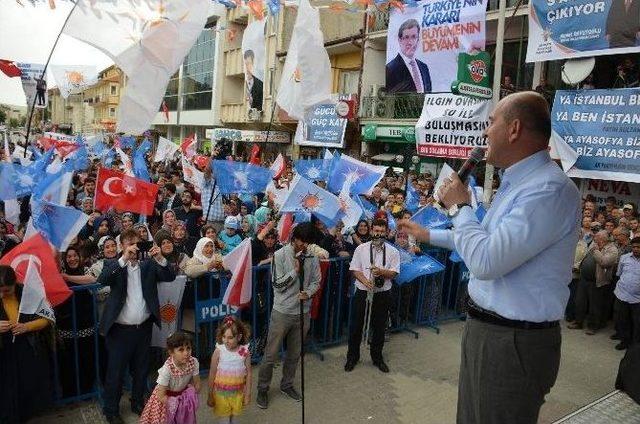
(457, 147), (485, 183)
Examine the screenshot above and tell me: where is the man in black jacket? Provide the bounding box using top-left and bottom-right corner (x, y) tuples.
(98, 229), (176, 424)
(386, 19), (432, 94)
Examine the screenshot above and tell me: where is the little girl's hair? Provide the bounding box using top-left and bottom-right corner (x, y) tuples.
(215, 315), (251, 345)
(167, 331), (193, 351)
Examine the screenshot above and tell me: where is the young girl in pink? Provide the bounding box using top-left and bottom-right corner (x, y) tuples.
(140, 332), (201, 424)
(208, 315), (252, 424)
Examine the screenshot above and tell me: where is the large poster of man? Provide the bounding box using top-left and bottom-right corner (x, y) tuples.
(527, 0), (640, 62)
(386, 0), (487, 94)
(17, 62), (48, 109)
(242, 18), (266, 112)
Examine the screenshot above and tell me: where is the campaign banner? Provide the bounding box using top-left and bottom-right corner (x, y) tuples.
(579, 178), (640, 208)
(550, 88), (640, 183)
(527, 0), (640, 62)
(152, 276), (186, 348)
(386, 0), (487, 94)
(415, 93), (491, 159)
(17, 63), (47, 109)
(50, 65), (97, 99)
(294, 95), (349, 148)
(208, 128), (290, 144)
(242, 19), (266, 112)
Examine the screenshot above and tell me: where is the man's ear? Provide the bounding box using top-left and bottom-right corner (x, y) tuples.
(507, 119), (522, 144)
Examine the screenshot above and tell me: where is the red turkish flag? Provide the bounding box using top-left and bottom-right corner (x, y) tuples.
(180, 134), (196, 159)
(0, 234), (71, 307)
(0, 59), (22, 78)
(249, 144), (261, 165)
(95, 167), (159, 216)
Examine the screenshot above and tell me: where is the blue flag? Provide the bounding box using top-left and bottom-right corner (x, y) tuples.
(13, 163), (38, 198)
(449, 250), (463, 263)
(388, 242), (414, 264)
(33, 167), (73, 206)
(294, 211), (312, 223)
(211, 160), (273, 195)
(386, 210), (397, 232)
(0, 164), (18, 200)
(133, 139), (152, 181)
(355, 195), (378, 220)
(267, 0), (280, 14)
(32, 199), (89, 251)
(294, 159), (329, 182)
(217, 0), (237, 7)
(119, 136), (136, 150)
(405, 182), (420, 213)
(411, 206), (451, 229)
(280, 176), (342, 221)
(62, 136), (89, 171)
(397, 254), (445, 285)
(327, 154), (387, 195)
(314, 209), (344, 229)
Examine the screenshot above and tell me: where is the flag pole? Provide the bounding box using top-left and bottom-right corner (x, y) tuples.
(24, 1), (80, 158)
(298, 255), (306, 424)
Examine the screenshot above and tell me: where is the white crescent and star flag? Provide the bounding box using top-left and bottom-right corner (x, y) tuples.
(181, 157), (204, 193)
(276, 0), (332, 120)
(64, 0), (210, 135)
(154, 136), (179, 162)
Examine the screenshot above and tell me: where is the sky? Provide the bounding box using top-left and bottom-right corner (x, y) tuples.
(0, 1), (113, 106)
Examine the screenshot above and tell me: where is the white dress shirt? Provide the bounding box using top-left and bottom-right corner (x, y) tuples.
(430, 151), (581, 322)
(400, 52), (424, 92)
(350, 241), (400, 292)
(115, 256), (167, 325)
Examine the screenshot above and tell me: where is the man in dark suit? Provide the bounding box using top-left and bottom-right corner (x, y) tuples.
(98, 229), (176, 424)
(606, 0), (640, 48)
(386, 19), (432, 94)
(244, 49), (264, 110)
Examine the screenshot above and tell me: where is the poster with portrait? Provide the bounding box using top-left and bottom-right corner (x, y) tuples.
(241, 18), (266, 112)
(386, 0), (487, 94)
(527, 0), (640, 63)
(17, 62), (48, 109)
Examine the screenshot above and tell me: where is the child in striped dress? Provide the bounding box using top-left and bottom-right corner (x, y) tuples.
(208, 315), (252, 424)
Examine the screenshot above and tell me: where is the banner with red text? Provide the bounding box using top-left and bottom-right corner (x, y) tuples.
(385, 0), (487, 94)
(580, 179), (640, 208)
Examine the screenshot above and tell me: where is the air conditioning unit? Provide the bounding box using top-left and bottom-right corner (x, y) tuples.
(247, 107), (262, 121)
(368, 84), (393, 119)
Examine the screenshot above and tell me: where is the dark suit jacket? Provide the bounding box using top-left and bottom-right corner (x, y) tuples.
(97, 257), (176, 336)
(385, 53), (432, 94)
(249, 77), (263, 110)
(606, 0), (640, 48)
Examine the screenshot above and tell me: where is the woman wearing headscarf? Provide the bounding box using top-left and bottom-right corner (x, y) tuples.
(55, 246), (98, 398)
(0, 265), (53, 423)
(350, 219), (371, 247)
(172, 220), (196, 257)
(154, 230), (189, 275)
(241, 214), (257, 240)
(115, 212), (136, 251)
(162, 209), (178, 233)
(184, 237), (223, 279)
(78, 213), (113, 243)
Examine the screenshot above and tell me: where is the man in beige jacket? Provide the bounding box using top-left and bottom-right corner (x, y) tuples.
(570, 231), (620, 334)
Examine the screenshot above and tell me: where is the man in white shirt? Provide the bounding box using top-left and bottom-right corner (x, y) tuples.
(344, 219), (400, 373)
(98, 229), (176, 424)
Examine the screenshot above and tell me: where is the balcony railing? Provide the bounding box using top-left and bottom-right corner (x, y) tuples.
(360, 93), (425, 120)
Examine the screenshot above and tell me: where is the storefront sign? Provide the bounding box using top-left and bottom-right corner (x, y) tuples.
(208, 128), (290, 144)
(386, 0), (487, 93)
(295, 95), (351, 148)
(551, 88), (640, 183)
(415, 93), (490, 159)
(362, 124), (415, 142)
(580, 179), (640, 208)
(451, 51), (493, 99)
(527, 0), (640, 62)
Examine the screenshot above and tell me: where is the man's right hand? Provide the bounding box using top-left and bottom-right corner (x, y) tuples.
(123, 244), (139, 261)
(361, 278), (374, 289)
(397, 219), (430, 243)
(0, 320), (12, 334)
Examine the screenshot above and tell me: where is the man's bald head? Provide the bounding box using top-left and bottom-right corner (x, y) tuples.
(501, 92), (551, 144)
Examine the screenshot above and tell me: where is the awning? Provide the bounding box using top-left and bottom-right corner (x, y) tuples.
(371, 153), (396, 162)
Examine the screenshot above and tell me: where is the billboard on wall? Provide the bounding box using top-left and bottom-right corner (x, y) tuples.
(386, 0), (487, 94)
(550, 88), (640, 183)
(527, 0), (640, 62)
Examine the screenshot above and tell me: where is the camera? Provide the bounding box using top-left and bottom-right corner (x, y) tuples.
(374, 275), (385, 288)
(136, 241), (153, 259)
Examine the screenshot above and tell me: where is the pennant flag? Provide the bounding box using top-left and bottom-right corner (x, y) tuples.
(182, 157), (205, 193)
(31, 199), (89, 251)
(211, 160), (273, 195)
(280, 175), (341, 220)
(276, 0), (332, 120)
(270, 153), (286, 180)
(151, 276), (186, 347)
(277, 212), (294, 243)
(411, 205), (451, 229)
(154, 136), (179, 162)
(327, 154), (387, 195)
(0, 233), (71, 307)
(406, 182), (420, 213)
(95, 167), (159, 215)
(64, 0), (210, 135)
(133, 139), (152, 181)
(180, 134), (197, 159)
(49, 65), (97, 99)
(0, 59), (22, 77)
(396, 254), (445, 285)
(222, 238), (253, 308)
(294, 159), (329, 181)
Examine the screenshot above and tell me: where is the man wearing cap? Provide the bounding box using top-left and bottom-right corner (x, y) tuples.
(218, 216), (242, 255)
(623, 203), (636, 220)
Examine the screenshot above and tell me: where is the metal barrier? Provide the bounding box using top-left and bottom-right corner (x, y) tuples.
(50, 249), (471, 404)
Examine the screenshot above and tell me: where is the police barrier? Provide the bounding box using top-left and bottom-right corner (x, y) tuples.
(52, 250), (469, 404)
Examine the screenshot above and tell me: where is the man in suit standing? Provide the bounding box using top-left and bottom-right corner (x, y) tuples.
(386, 19), (432, 93)
(244, 49), (264, 110)
(98, 229), (176, 424)
(606, 0), (640, 48)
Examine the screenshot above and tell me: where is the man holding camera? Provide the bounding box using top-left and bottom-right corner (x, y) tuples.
(98, 229), (176, 424)
(345, 219), (400, 373)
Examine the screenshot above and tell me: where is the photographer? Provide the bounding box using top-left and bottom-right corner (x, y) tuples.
(97, 229), (176, 424)
(345, 219), (400, 373)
